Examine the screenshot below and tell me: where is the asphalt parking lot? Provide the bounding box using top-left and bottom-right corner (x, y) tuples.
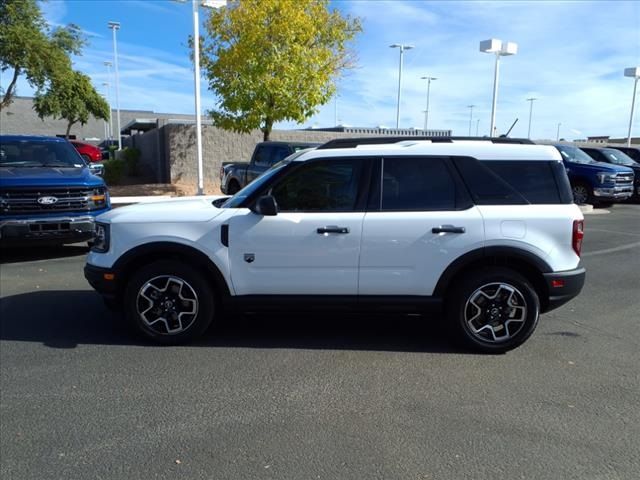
(1, 204), (639, 480)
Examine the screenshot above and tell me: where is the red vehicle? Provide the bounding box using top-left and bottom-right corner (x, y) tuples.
(70, 140), (102, 163)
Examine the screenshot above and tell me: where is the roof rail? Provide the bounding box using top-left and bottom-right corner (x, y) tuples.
(316, 136), (535, 150)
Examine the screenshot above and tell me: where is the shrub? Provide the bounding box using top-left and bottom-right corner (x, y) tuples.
(122, 147), (141, 176)
(102, 158), (126, 185)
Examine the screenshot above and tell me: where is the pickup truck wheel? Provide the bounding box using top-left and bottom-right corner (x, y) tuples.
(226, 180), (241, 195)
(572, 182), (593, 205)
(446, 268), (540, 353)
(124, 260), (214, 345)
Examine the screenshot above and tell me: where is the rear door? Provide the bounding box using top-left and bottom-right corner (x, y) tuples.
(358, 157), (485, 296)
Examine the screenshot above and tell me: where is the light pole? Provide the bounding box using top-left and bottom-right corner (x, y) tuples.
(107, 22), (122, 150)
(624, 67), (640, 147)
(421, 75), (436, 132)
(556, 122), (561, 141)
(102, 82), (112, 141)
(176, 0), (228, 195)
(480, 39), (518, 137)
(103, 62), (113, 142)
(467, 104), (475, 136)
(476, 118), (480, 136)
(390, 44), (414, 129)
(526, 97), (537, 139)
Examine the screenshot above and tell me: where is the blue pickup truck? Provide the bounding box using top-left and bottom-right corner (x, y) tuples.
(0, 135), (110, 246)
(549, 143), (634, 205)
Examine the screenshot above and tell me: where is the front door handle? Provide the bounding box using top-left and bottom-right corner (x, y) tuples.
(432, 225), (466, 234)
(317, 226), (350, 234)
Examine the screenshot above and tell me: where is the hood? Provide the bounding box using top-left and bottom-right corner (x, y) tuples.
(0, 166), (104, 188)
(567, 161), (634, 174)
(98, 195), (227, 224)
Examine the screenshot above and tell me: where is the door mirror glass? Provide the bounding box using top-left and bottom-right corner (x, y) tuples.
(252, 195), (278, 216)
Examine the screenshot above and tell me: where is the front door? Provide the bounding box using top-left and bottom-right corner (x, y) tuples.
(228, 158), (368, 296)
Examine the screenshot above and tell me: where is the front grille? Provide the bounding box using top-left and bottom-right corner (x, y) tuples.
(615, 173), (634, 186)
(0, 187), (95, 215)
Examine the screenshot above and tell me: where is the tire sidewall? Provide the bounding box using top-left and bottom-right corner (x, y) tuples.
(124, 260), (215, 345)
(448, 268), (540, 353)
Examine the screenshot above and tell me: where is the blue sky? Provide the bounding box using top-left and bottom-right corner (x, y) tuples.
(6, 0), (640, 140)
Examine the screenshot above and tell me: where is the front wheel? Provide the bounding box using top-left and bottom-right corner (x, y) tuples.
(124, 260), (215, 345)
(572, 182), (593, 205)
(446, 268), (540, 353)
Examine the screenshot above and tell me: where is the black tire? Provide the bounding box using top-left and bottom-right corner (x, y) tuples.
(227, 180), (241, 195)
(571, 182), (593, 205)
(124, 260), (215, 345)
(446, 267), (540, 353)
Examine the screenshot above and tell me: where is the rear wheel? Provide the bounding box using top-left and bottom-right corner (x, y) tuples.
(446, 267), (540, 353)
(124, 260), (215, 345)
(227, 180), (241, 195)
(572, 182), (593, 205)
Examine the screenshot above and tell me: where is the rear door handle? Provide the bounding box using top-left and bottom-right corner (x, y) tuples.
(317, 226), (350, 234)
(432, 225), (466, 234)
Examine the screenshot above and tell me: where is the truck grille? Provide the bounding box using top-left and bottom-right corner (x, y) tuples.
(0, 187), (95, 215)
(615, 173), (634, 186)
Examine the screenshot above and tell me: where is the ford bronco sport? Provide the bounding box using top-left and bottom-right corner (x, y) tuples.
(85, 137), (586, 353)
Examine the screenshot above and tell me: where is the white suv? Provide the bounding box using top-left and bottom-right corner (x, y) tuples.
(85, 137), (586, 352)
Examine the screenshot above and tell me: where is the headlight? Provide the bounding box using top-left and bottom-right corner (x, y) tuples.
(89, 187), (108, 209)
(596, 172), (616, 184)
(92, 222), (110, 253)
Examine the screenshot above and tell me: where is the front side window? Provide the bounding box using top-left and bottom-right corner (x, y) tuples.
(380, 157), (457, 211)
(269, 159), (364, 212)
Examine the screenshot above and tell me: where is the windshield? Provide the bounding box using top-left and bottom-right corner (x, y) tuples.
(0, 139), (86, 168)
(221, 162), (290, 208)
(601, 148), (638, 166)
(556, 145), (597, 165)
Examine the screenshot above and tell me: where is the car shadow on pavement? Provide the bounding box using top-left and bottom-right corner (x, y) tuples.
(0, 244), (89, 264)
(0, 290), (466, 354)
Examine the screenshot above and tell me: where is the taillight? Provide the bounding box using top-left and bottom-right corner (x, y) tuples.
(572, 219), (584, 256)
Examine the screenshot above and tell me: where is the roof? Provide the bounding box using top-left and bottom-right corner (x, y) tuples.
(0, 135), (67, 143)
(296, 139), (562, 163)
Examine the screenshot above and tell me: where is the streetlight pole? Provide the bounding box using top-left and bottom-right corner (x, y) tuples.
(476, 118), (480, 136)
(108, 22), (122, 150)
(480, 39), (518, 137)
(191, 0), (205, 195)
(390, 44), (414, 129)
(624, 67), (640, 147)
(102, 81), (112, 141)
(526, 97), (537, 139)
(421, 76), (436, 132)
(556, 122), (561, 141)
(467, 104), (475, 136)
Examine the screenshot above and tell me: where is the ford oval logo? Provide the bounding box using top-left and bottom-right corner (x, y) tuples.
(37, 196), (59, 205)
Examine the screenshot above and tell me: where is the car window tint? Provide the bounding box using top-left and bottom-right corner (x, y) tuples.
(253, 146), (270, 166)
(381, 157), (456, 211)
(483, 161), (562, 204)
(270, 159), (363, 212)
(453, 157), (528, 205)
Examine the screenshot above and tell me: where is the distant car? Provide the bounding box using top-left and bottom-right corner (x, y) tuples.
(580, 146), (639, 201)
(70, 140), (102, 163)
(607, 145), (640, 163)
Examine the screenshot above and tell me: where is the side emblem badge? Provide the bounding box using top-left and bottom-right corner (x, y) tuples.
(244, 253), (255, 264)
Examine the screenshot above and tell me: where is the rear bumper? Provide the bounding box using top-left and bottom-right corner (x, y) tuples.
(0, 215), (97, 245)
(542, 267), (586, 313)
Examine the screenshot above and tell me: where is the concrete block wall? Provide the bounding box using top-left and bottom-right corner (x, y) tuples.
(165, 124), (358, 194)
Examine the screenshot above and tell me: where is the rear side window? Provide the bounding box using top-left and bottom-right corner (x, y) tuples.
(253, 146), (270, 166)
(379, 157), (458, 211)
(453, 158), (570, 205)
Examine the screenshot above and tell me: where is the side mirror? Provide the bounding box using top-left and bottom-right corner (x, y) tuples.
(89, 163), (104, 177)
(252, 195), (278, 216)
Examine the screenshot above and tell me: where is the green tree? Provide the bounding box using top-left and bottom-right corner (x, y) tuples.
(33, 70), (109, 138)
(0, 0), (84, 110)
(200, 0), (361, 141)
